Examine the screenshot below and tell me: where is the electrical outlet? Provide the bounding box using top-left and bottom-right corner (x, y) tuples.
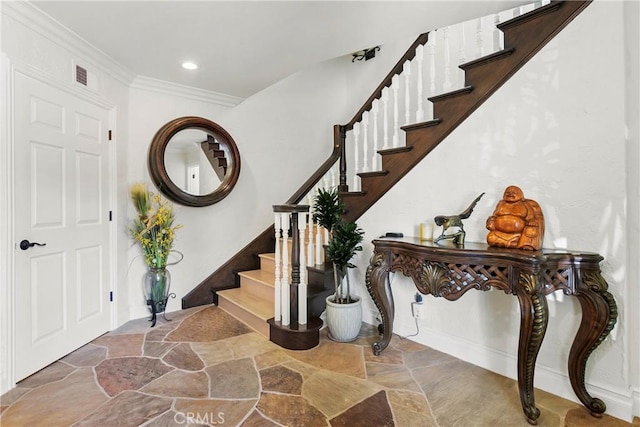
(411, 301), (425, 319)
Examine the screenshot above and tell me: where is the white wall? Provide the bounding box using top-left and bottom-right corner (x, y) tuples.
(0, 1), (131, 392)
(1, 0), (637, 421)
(623, 0), (640, 418)
(126, 83), (233, 320)
(125, 58), (351, 319)
(344, 1), (638, 421)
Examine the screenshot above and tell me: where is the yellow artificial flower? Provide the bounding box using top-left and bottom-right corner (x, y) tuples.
(129, 183), (181, 268)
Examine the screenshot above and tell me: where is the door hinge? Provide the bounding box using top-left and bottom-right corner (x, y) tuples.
(108, 130), (112, 141)
(109, 291), (113, 302)
(109, 210), (113, 221)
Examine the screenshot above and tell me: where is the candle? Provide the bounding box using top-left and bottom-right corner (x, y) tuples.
(420, 222), (434, 241)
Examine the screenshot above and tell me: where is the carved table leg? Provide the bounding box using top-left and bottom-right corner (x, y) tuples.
(516, 273), (549, 425)
(568, 271), (618, 416)
(366, 252), (394, 355)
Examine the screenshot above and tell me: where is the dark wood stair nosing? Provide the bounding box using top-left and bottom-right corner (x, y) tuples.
(428, 86), (474, 103)
(339, 191), (367, 198)
(497, 1), (564, 31)
(358, 170), (389, 179)
(401, 118), (442, 132)
(459, 48), (515, 71)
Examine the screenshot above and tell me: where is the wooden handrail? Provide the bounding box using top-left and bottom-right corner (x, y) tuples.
(343, 33), (429, 131)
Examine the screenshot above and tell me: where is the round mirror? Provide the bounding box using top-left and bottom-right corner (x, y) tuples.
(148, 116), (240, 207)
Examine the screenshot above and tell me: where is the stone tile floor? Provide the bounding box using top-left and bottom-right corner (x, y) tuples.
(0, 305), (636, 426)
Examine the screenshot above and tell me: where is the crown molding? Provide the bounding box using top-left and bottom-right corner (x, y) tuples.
(131, 76), (244, 107)
(3, 1), (244, 108)
(2, 0), (136, 86)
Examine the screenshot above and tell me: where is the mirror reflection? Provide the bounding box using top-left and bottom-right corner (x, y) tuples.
(148, 116), (241, 207)
(165, 129), (231, 196)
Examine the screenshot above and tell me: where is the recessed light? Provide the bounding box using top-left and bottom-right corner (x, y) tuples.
(182, 62), (198, 70)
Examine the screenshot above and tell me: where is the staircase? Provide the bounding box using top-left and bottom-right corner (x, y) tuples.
(217, 230), (333, 339)
(200, 135), (228, 181)
(183, 0), (592, 346)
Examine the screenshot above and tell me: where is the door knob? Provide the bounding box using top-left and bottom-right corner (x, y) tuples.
(19, 240), (47, 251)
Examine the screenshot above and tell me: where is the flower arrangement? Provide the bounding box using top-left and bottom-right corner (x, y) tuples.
(129, 183), (181, 269)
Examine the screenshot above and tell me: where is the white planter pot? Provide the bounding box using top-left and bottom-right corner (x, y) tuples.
(325, 295), (362, 342)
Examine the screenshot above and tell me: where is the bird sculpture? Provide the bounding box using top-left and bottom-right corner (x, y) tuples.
(434, 192), (485, 246)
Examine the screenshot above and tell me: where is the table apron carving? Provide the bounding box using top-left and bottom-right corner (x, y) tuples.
(365, 238), (617, 425)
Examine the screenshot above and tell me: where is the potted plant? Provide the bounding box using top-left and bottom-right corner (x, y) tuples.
(313, 188), (365, 342)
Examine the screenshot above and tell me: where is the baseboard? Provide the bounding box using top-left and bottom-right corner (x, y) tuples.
(374, 317), (636, 423)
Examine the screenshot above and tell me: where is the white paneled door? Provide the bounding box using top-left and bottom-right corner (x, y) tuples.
(13, 72), (112, 381)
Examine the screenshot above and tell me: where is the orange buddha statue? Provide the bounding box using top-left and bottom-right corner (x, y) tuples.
(486, 185), (544, 251)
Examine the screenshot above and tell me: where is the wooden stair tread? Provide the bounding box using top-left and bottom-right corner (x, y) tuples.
(238, 269), (275, 287)
(217, 288), (273, 320)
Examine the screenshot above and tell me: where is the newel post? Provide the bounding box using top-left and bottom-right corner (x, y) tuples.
(336, 125), (349, 193)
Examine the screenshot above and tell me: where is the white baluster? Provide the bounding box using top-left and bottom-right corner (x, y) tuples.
(403, 60), (411, 125)
(315, 188), (323, 265)
(307, 194), (314, 268)
(362, 111), (369, 172)
(381, 87), (390, 150)
(428, 33), (436, 120)
(298, 212), (307, 325)
(415, 44), (424, 122)
(352, 123), (360, 190)
(493, 14), (503, 51)
(458, 21), (467, 87)
(392, 74), (400, 147)
(330, 165), (336, 188)
(371, 99), (379, 170)
(476, 16), (485, 57)
(273, 213), (281, 322)
(429, 32), (436, 95)
(281, 212), (290, 326)
(513, 7), (521, 18)
(443, 26), (452, 92)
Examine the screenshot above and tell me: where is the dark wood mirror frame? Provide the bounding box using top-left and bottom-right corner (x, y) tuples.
(148, 116), (241, 207)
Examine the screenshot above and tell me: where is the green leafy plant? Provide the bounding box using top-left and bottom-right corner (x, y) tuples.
(312, 187), (344, 234)
(326, 219), (364, 304)
(313, 187), (364, 304)
(129, 183), (181, 269)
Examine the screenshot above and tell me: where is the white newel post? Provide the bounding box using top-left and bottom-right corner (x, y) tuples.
(281, 212), (290, 326)
(298, 213), (307, 325)
(273, 213), (282, 322)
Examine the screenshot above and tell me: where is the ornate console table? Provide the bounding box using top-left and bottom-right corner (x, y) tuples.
(366, 237), (617, 425)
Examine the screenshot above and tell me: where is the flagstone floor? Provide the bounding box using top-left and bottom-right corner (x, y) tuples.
(0, 305), (636, 427)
